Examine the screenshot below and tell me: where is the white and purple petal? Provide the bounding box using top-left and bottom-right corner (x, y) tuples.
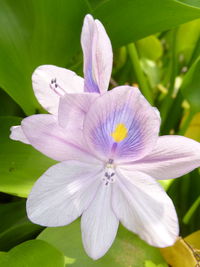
(21, 114), (96, 163)
(32, 65), (84, 114)
(27, 160), (104, 226)
(112, 168), (179, 247)
(10, 125), (30, 144)
(81, 183), (119, 259)
(81, 14), (113, 93)
(58, 92), (98, 129)
(83, 86), (160, 162)
(123, 135), (200, 180)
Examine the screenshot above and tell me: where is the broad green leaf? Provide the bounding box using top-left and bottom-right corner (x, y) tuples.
(0, 240), (65, 267)
(0, 116), (55, 197)
(0, 0), (89, 114)
(180, 56), (200, 112)
(0, 200), (43, 251)
(160, 231), (200, 267)
(38, 220), (166, 267)
(94, 0), (200, 47)
(2, 1), (200, 114)
(0, 252), (7, 266)
(136, 36), (163, 61)
(0, 89), (23, 117)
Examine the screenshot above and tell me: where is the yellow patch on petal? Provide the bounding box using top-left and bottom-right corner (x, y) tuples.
(111, 123), (128, 142)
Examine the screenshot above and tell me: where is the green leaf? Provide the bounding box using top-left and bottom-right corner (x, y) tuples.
(94, 0), (200, 47)
(0, 240), (65, 267)
(0, 252), (7, 266)
(0, 0), (89, 114)
(0, 89), (23, 117)
(180, 56), (200, 112)
(38, 220), (166, 267)
(0, 200), (43, 251)
(136, 36), (163, 61)
(0, 116), (55, 197)
(176, 19), (200, 65)
(140, 59), (161, 89)
(2, 1), (200, 114)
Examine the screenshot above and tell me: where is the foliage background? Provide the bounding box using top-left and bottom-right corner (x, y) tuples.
(0, 0), (200, 266)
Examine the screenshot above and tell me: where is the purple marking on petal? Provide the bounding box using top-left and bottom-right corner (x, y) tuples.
(116, 119), (143, 157)
(85, 61), (100, 93)
(111, 142), (118, 156)
(90, 106), (143, 160)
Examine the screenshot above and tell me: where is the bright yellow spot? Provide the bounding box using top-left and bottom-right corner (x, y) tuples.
(111, 123), (128, 142)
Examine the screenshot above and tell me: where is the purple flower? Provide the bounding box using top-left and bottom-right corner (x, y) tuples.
(10, 14), (200, 260)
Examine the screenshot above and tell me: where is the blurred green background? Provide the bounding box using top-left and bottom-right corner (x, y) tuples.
(0, 0), (200, 266)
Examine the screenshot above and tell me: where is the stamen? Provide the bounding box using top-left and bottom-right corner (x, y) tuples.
(49, 78), (66, 97)
(102, 160), (115, 186)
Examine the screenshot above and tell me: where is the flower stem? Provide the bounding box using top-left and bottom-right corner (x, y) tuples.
(183, 196), (200, 224)
(127, 43), (153, 104)
(160, 90), (183, 134)
(160, 28), (178, 122)
(179, 109), (195, 135)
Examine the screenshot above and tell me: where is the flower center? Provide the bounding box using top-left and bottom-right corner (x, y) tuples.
(102, 159), (115, 186)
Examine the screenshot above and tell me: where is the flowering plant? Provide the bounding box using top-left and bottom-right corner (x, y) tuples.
(1, 1), (200, 266)
(10, 14), (200, 261)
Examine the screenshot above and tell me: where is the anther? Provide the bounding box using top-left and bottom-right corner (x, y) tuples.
(49, 77), (66, 97)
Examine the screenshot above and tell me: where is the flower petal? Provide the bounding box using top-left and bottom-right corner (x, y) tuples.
(10, 125), (30, 144)
(21, 114), (97, 163)
(81, 183), (119, 259)
(81, 14), (113, 93)
(123, 135), (200, 179)
(32, 65), (84, 114)
(27, 160), (104, 226)
(58, 92), (98, 128)
(112, 168), (179, 247)
(84, 86), (160, 162)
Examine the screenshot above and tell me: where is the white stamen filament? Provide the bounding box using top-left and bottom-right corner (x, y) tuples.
(50, 78), (66, 97)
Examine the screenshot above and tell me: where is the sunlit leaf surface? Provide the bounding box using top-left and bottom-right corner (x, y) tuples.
(0, 240), (65, 267)
(0, 116), (55, 197)
(38, 220), (166, 267)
